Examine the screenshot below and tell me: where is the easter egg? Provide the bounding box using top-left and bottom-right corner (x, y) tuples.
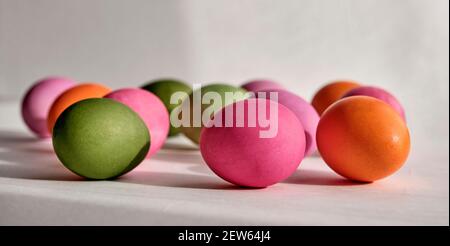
(316, 96), (410, 182)
(241, 79), (284, 93)
(47, 83), (111, 133)
(180, 83), (248, 144)
(52, 98), (150, 179)
(141, 79), (192, 136)
(311, 81), (360, 115)
(105, 88), (169, 157)
(255, 89), (319, 156)
(342, 86), (406, 121)
(200, 98), (306, 188)
(21, 77), (76, 138)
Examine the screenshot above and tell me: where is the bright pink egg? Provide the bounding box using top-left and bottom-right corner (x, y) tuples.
(21, 77), (76, 138)
(104, 88), (169, 157)
(241, 79), (284, 92)
(255, 89), (319, 156)
(342, 86), (406, 121)
(200, 98), (306, 188)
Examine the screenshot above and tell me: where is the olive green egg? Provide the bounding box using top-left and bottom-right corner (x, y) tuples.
(141, 79), (192, 136)
(180, 83), (248, 144)
(52, 98), (151, 179)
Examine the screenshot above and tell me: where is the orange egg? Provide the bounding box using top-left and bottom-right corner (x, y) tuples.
(311, 81), (360, 115)
(47, 83), (112, 133)
(316, 96), (410, 182)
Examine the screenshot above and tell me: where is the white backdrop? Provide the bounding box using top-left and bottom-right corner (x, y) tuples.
(1, 0), (448, 158)
(0, 0), (448, 225)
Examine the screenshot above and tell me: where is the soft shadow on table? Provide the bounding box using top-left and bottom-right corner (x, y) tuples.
(0, 130), (366, 188)
(162, 142), (199, 151)
(186, 160), (367, 187)
(0, 130), (230, 188)
(309, 151), (322, 158)
(118, 171), (238, 190)
(150, 137), (203, 164)
(0, 130), (36, 144)
(187, 163), (214, 175)
(0, 130), (83, 181)
(283, 169), (367, 186)
(151, 150), (204, 165)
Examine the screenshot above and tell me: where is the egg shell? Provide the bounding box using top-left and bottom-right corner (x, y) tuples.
(200, 98), (306, 188)
(311, 81), (360, 115)
(342, 86), (406, 121)
(255, 89), (319, 156)
(105, 88), (169, 157)
(141, 79), (192, 136)
(52, 98), (150, 179)
(180, 83), (248, 144)
(21, 77), (76, 138)
(241, 79), (284, 92)
(317, 96), (410, 182)
(47, 83), (112, 133)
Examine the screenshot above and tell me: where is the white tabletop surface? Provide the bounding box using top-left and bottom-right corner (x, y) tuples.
(0, 99), (448, 226)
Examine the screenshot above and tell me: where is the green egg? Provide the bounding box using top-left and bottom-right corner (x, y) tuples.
(180, 83), (248, 144)
(141, 79), (192, 137)
(52, 98), (151, 180)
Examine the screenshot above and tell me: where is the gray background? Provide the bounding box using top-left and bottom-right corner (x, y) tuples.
(0, 0), (448, 225)
(1, 0), (448, 161)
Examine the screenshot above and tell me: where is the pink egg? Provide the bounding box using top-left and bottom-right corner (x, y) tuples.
(200, 98), (306, 188)
(241, 79), (284, 92)
(255, 89), (320, 156)
(342, 86), (406, 121)
(21, 77), (76, 138)
(104, 88), (169, 158)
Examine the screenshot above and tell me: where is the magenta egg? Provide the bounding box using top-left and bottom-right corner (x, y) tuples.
(104, 88), (170, 158)
(200, 98), (306, 188)
(21, 77), (76, 138)
(255, 89), (320, 156)
(241, 79), (284, 92)
(342, 86), (406, 121)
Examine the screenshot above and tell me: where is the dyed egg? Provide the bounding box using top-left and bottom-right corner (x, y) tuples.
(47, 83), (111, 133)
(316, 96), (410, 182)
(141, 79), (192, 136)
(21, 77), (76, 138)
(311, 80), (360, 115)
(342, 86), (406, 121)
(255, 89), (319, 156)
(241, 79), (284, 92)
(180, 83), (248, 144)
(105, 88), (169, 157)
(52, 98), (150, 179)
(200, 98), (306, 188)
